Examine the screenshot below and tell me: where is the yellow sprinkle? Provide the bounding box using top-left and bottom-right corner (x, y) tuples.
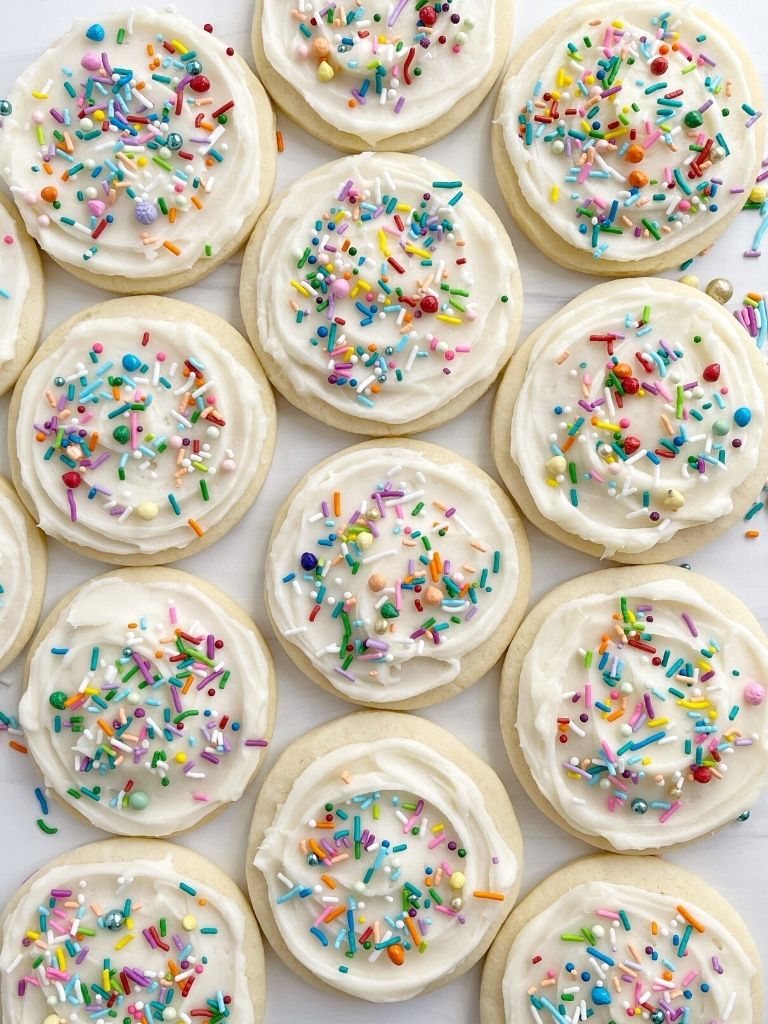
(647, 718), (669, 727)
(170, 39), (189, 54)
(290, 279), (311, 297)
(378, 229), (390, 257)
(56, 948), (66, 971)
(114, 934), (134, 950)
(31, 91), (49, 99)
(435, 314), (462, 325)
(404, 244), (433, 259)
(551, 186), (559, 202)
(102, 968), (111, 992)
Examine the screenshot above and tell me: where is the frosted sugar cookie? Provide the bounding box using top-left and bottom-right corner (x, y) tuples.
(0, 475), (46, 675)
(241, 152), (522, 434)
(0, 193), (44, 396)
(500, 565), (768, 853)
(248, 711), (522, 1001)
(0, 838), (266, 1024)
(265, 439), (530, 708)
(491, 278), (768, 562)
(0, 9), (276, 293)
(9, 296), (276, 565)
(492, 0), (765, 275)
(252, 0), (513, 151)
(20, 567), (275, 837)
(480, 854), (762, 1024)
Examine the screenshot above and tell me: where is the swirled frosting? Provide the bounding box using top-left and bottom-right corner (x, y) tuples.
(0, 855), (251, 1024)
(259, 0), (494, 144)
(0, 205), (30, 366)
(497, 0), (763, 262)
(509, 281), (765, 556)
(15, 314), (271, 558)
(20, 574), (271, 835)
(502, 880), (755, 1023)
(253, 737), (518, 1000)
(0, 8), (268, 279)
(267, 445), (521, 703)
(516, 575), (768, 850)
(0, 489), (35, 667)
(253, 152), (518, 425)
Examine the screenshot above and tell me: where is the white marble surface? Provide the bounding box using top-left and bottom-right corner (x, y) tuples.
(1, 0), (766, 1020)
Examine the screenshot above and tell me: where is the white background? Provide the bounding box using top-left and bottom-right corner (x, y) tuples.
(1, 0), (766, 1020)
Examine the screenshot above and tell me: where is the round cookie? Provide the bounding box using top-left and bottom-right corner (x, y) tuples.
(240, 152), (523, 435)
(492, 277), (768, 563)
(0, 193), (44, 397)
(0, 475), (46, 675)
(9, 296), (276, 565)
(19, 567), (276, 837)
(252, 0), (513, 152)
(0, 837), (266, 1024)
(265, 438), (530, 709)
(492, 0), (766, 276)
(0, 8), (276, 293)
(500, 564), (768, 854)
(247, 711), (523, 1002)
(480, 854), (763, 1024)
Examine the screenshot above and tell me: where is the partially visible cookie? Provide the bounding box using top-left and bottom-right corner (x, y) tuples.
(0, 837), (266, 1024)
(247, 711), (523, 1002)
(500, 564), (768, 853)
(0, 8), (276, 293)
(20, 567), (276, 836)
(0, 475), (46, 674)
(265, 438), (530, 708)
(9, 296), (276, 565)
(0, 193), (44, 397)
(252, 0), (513, 151)
(241, 151), (522, 435)
(481, 853), (763, 1024)
(492, 0), (765, 275)
(492, 277), (768, 563)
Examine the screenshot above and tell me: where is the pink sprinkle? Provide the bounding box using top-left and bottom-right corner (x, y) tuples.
(659, 800), (682, 823)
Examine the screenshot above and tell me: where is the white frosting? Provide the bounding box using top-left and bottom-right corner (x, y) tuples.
(0, 490), (35, 666)
(0, 8), (267, 279)
(516, 576), (768, 850)
(20, 575), (271, 835)
(254, 152), (517, 425)
(0, 204), (30, 366)
(267, 445), (520, 703)
(0, 855), (251, 1024)
(254, 737), (518, 1001)
(510, 281), (765, 556)
(497, 0), (762, 262)
(260, 0), (494, 144)
(502, 880), (755, 1024)
(15, 315), (270, 557)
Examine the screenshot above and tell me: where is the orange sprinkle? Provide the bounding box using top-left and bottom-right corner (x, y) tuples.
(405, 914), (422, 948)
(309, 839), (327, 861)
(745, 530), (760, 539)
(333, 491), (341, 516)
(320, 874), (336, 889)
(676, 905), (706, 933)
(43, 162), (53, 176)
(652, 921), (659, 935)
(325, 905), (346, 923)
(432, 550), (443, 575)
(606, 708), (624, 722)
(9, 741), (28, 754)
(97, 719), (115, 737)
(163, 241), (182, 256)
(191, 196), (203, 210)
(187, 518), (204, 537)
(562, 434), (577, 452)
(182, 674), (194, 694)
(168, 208), (177, 224)
(472, 891), (505, 901)
(276, 130), (285, 152)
